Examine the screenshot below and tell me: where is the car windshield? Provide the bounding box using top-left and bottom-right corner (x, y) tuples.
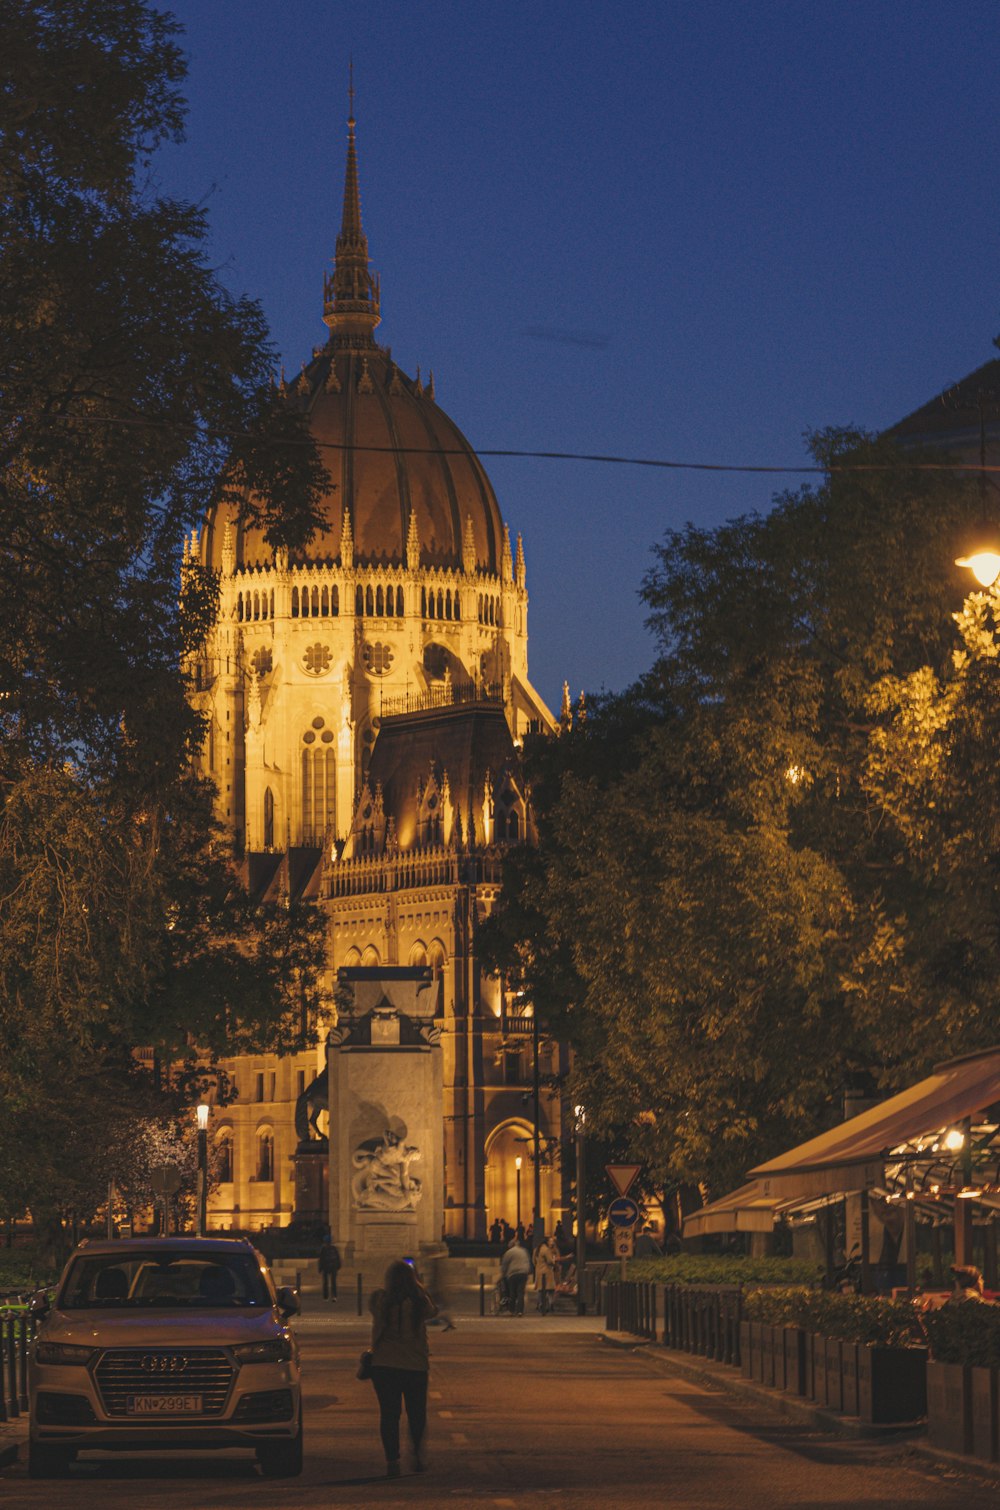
(59, 1251), (272, 1310)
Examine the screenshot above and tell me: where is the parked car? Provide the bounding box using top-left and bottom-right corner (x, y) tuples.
(28, 1236), (302, 1479)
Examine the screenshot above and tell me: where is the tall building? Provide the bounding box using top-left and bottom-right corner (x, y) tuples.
(188, 108), (562, 1241)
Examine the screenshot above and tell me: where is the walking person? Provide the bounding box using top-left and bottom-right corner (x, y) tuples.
(368, 1259), (438, 1477)
(318, 1233), (341, 1301)
(500, 1234), (532, 1316)
(533, 1233), (558, 1313)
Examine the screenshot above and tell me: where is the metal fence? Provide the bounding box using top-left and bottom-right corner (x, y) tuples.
(0, 1298), (35, 1421)
(605, 1281), (744, 1366)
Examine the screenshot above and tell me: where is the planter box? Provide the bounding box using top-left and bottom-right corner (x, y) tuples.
(812, 1335), (828, 1406)
(927, 1360), (972, 1456)
(858, 1344), (927, 1426)
(804, 1330), (816, 1401)
(841, 1341), (859, 1418)
(824, 1337), (843, 1413)
(783, 1327), (806, 1397)
(761, 1325), (776, 1388)
(772, 1326), (787, 1392)
(970, 1367), (998, 1464)
(739, 1320), (751, 1378)
(750, 1323), (765, 1384)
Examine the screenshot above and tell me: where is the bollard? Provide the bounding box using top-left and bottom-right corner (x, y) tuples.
(357, 1271), (363, 1317)
(4, 1316), (19, 1419)
(295, 1269), (301, 1300)
(479, 1273), (485, 1317)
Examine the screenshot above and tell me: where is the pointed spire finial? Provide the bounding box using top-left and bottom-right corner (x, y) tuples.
(515, 531), (525, 588)
(323, 77), (380, 344)
(462, 513), (477, 575)
(406, 508), (420, 570)
(340, 505), (354, 568)
(501, 523), (513, 580)
(560, 680), (573, 732)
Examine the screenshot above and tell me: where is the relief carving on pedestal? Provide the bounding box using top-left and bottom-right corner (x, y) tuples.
(351, 1126), (423, 1211)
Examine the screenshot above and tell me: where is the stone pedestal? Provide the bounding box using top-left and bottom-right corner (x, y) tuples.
(328, 970), (443, 1274)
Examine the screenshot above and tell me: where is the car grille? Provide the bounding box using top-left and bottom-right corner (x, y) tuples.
(94, 1349), (235, 1417)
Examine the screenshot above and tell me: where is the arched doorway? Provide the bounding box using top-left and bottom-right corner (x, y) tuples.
(485, 1120), (536, 1234)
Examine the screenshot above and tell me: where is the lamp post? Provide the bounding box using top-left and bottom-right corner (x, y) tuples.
(574, 1105), (586, 1315)
(515, 1155), (522, 1229)
(196, 1102), (209, 1237)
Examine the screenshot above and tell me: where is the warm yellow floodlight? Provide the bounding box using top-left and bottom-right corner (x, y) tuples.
(956, 551), (1000, 588)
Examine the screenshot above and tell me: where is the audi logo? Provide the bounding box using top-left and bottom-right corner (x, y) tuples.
(140, 1354), (188, 1374)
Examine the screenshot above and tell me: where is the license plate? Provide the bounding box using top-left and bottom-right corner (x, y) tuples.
(125, 1394), (203, 1415)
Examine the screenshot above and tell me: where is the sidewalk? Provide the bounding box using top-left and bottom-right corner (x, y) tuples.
(601, 1331), (1000, 1486)
(0, 1412), (27, 1471)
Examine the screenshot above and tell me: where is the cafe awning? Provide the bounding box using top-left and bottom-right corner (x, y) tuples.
(682, 1181), (787, 1238)
(746, 1045), (1000, 1201)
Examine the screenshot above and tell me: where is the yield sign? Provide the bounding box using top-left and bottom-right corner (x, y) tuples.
(606, 1163), (642, 1198)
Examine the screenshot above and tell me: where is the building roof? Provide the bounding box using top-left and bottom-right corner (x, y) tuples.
(889, 356), (1000, 464)
(201, 111), (505, 577)
(364, 700), (521, 848)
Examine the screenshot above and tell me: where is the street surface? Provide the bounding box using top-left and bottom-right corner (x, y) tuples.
(2, 1290), (998, 1508)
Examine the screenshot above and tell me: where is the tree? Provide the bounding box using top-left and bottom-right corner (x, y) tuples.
(0, 1), (330, 1221)
(484, 431), (993, 1194)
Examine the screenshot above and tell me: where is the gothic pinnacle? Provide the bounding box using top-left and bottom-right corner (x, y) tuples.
(462, 513), (477, 575)
(406, 508), (420, 570)
(323, 83), (381, 342)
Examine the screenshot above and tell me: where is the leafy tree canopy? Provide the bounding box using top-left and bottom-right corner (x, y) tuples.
(484, 430), (995, 1195)
(0, 1), (329, 1224)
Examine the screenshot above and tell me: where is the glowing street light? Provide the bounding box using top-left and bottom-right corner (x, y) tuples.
(196, 1102), (210, 1236)
(956, 550), (1000, 588)
(515, 1155), (522, 1228)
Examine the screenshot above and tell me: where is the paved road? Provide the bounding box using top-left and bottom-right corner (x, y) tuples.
(2, 1299), (997, 1508)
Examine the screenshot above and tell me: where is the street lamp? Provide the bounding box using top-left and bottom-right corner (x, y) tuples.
(196, 1102), (209, 1237)
(956, 550), (1000, 588)
(574, 1105), (586, 1315)
(515, 1156), (522, 1228)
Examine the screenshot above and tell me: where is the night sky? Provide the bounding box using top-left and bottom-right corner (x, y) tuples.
(154, 0), (1000, 712)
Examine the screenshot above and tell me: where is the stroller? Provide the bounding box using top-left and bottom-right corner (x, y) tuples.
(489, 1276), (513, 1315)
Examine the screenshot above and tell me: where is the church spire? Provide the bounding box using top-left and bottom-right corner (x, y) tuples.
(323, 75), (381, 346)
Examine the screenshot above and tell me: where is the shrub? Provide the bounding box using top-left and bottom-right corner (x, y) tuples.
(742, 1286), (923, 1347)
(923, 1303), (1000, 1367)
(626, 1255), (820, 1286)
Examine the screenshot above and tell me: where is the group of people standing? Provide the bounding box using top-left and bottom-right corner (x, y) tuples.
(498, 1223), (572, 1315)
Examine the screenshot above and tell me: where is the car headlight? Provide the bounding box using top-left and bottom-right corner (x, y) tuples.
(232, 1338), (293, 1365)
(34, 1342), (96, 1366)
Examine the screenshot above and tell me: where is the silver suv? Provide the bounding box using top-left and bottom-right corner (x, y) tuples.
(28, 1236), (302, 1479)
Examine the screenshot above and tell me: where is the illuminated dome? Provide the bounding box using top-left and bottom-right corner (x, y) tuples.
(201, 112), (503, 575)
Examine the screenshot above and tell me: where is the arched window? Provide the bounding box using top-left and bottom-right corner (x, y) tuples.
(376, 585), (384, 616)
(301, 725), (335, 841)
(361, 945), (381, 967)
(428, 589), (435, 619)
(396, 586), (404, 617)
(256, 1128), (274, 1182)
(270, 590), (275, 618)
(437, 589), (444, 618)
(343, 946), (362, 968)
(445, 590), (452, 620)
(312, 587), (319, 616)
(291, 586), (300, 618)
(421, 587), (427, 617)
(261, 591), (268, 620)
(331, 585), (340, 615)
(453, 592), (460, 622)
(366, 586), (374, 616)
(237, 594), (243, 622)
(216, 1128), (234, 1184)
(409, 942), (428, 968)
(428, 940), (446, 980)
(356, 585), (364, 616)
(508, 810), (520, 841)
(321, 585), (329, 616)
(263, 786), (274, 849)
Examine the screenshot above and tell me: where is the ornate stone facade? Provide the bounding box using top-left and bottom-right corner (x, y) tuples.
(190, 109), (564, 1239)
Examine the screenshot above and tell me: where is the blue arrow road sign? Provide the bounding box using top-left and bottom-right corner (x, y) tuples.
(608, 1196), (640, 1228)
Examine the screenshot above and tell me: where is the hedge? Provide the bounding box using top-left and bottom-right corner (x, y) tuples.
(624, 1255), (821, 1286)
(742, 1286), (924, 1347)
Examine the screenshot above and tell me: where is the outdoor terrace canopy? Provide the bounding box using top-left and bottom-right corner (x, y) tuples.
(682, 1046), (1000, 1240)
(746, 1046), (1000, 1202)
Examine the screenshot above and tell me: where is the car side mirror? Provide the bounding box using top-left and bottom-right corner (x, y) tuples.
(276, 1285), (299, 1318)
(30, 1291), (50, 1319)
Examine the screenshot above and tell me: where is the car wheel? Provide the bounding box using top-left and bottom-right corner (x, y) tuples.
(28, 1440), (74, 1479)
(256, 1412), (303, 1479)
